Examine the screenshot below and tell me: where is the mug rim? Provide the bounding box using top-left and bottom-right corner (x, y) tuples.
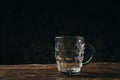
(55, 36), (84, 38)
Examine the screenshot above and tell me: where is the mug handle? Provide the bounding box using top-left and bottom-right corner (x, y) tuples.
(83, 44), (96, 66)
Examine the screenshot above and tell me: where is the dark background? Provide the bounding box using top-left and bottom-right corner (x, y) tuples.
(1, 0), (120, 64)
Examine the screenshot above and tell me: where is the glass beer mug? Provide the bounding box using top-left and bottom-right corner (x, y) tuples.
(55, 36), (95, 75)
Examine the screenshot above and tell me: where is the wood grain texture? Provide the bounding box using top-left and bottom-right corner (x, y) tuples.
(0, 62), (120, 80)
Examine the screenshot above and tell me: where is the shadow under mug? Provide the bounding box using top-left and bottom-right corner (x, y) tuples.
(55, 36), (95, 75)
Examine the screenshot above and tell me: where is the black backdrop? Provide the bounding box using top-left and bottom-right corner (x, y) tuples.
(1, 0), (120, 64)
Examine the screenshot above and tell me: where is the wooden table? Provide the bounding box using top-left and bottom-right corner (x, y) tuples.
(0, 62), (120, 80)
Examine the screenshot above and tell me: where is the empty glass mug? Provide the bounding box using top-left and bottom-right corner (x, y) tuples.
(55, 36), (95, 75)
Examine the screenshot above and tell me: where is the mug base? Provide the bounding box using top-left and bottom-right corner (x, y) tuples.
(60, 71), (80, 75)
